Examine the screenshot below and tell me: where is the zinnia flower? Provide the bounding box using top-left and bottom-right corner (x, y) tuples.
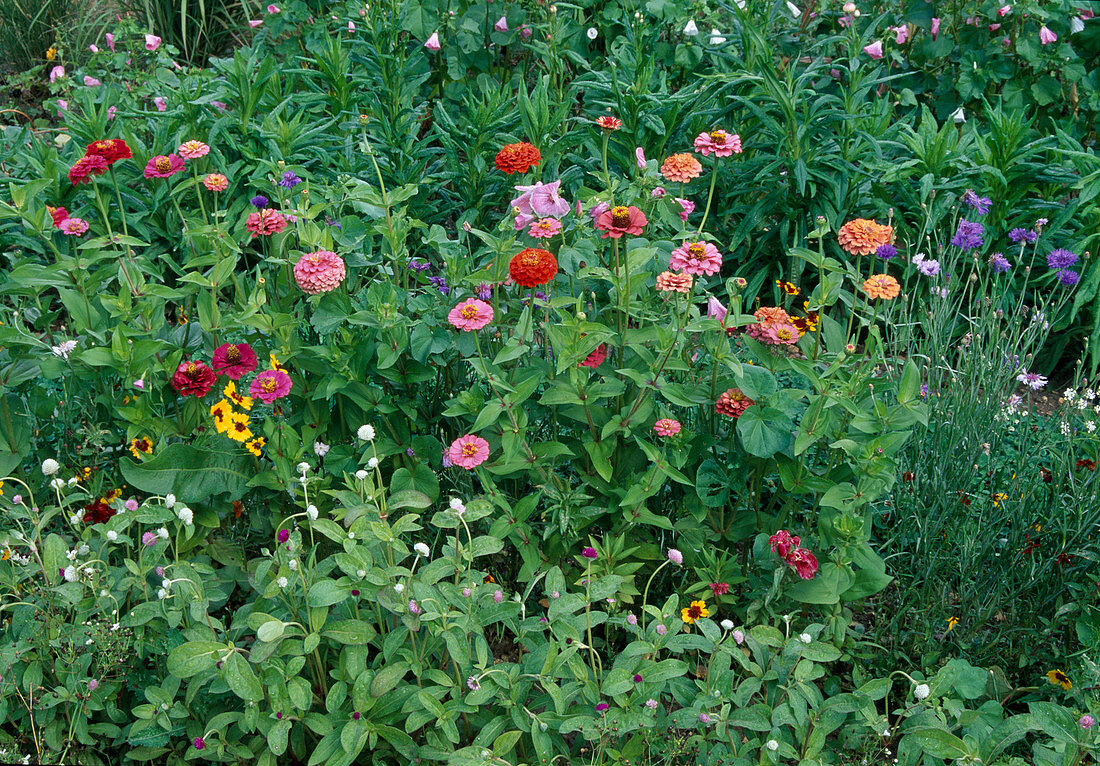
(654, 418), (681, 436)
(143, 154), (186, 179)
(177, 140), (210, 159)
(294, 250), (346, 294)
(715, 388), (754, 418)
(580, 344), (608, 368)
(212, 342), (258, 380)
(447, 299), (494, 331)
(203, 173), (229, 192)
(693, 129), (742, 157)
(863, 40), (884, 59)
(171, 360), (216, 397)
(495, 142), (541, 174)
(595, 205), (647, 238)
(769, 530), (800, 557)
(863, 274), (900, 300)
(511, 180), (570, 219)
(424, 32), (441, 50)
(250, 369), (292, 403)
(47, 206), (69, 228)
(509, 248), (558, 287)
(528, 218), (561, 238)
(245, 208), (288, 237)
(681, 599), (709, 625)
(837, 218), (893, 256)
(68, 155), (109, 185)
(448, 434), (490, 470)
(746, 306), (794, 342)
(669, 241), (722, 275)
(656, 271), (693, 293)
(661, 153), (703, 183)
(60, 218), (89, 236)
(595, 115), (622, 130)
(84, 138), (132, 165)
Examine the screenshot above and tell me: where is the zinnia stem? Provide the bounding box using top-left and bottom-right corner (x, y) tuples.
(696, 155), (719, 235)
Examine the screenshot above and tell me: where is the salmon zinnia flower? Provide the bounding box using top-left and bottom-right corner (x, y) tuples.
(448, 434), (490, 470)
(509, 248), (558, 287)
(681, 599), (709, 624)
(747, 306), (794, 343)
(177, 140), (210, 159)
(863, 273), (901, 300)
(661, 153), (703, 183)
(249, 369), (292, 403)
(693, 129), (742, 157)
(494, 142), (541, 174)
(245, 208), (288, 237)
(203, 173), (228, 192)
(716, 388), (754, 418)
(447, 298), (494, 331)
(669, 241), (722, 275)
(837, 218), (893, 256)
(294, 250), (346, 294)
(656, 271), (693, 293)
(595, 205), (647, 239)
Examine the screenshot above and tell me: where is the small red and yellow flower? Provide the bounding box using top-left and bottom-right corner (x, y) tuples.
(1046, 669), (1072, 691)
(224, 381), (253, 411)
(210, 400), (234, 434)
(777, 279), (799, 296)
(129, 437), (154, 460)
(595, 115), (622, 131)
(681, 599), (709, 625)
(226, 412), (253, 443)
(245, 437), (265, 456)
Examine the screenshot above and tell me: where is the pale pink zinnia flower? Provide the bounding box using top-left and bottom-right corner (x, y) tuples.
(145, 34), (162, 51)
(60, 218), (90, 236)
(669, 241), (722, 276)
(655, 271), (693, 293)
(653, 418), (681, 437)
(528, 217), (561, 238)
(294, 250), (346, 294)
(447, 298), (494, 331)
(1039, 25), (1057, 44)
(448, 434), (490, 469)
(50, 66), (65, 83)
(863, 40), (884, 59)
(693, 129), (742, 157)
(177, 140), (210, 159)
(425, 32), (441, 50)
(154, 97), (167, 112)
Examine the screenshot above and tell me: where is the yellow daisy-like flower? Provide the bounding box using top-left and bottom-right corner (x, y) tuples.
(1046, 669), (1072, 691)
(210, 399), (234, 434)
(269, 353), (288, 372)
(992, 492), (1007, 507)
(224, 381), (253, 411)
(946, 616), (959, 632)
(226, 412), (253, 443)
(245, 437), (266, 456)
(776, 280), (799, 296)
(681, 600), (709, 625)
(1, 548), (11, 561)
(46, 46), (57, 61)
(129, 437), (154, 460)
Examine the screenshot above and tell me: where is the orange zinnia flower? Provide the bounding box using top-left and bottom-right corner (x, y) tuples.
(660, 153), (703, 183)
(509, 248), (558, 287)
(837, 218), (893, 256)
(863, 274), (901, 300)
(494, 142), (541, 174)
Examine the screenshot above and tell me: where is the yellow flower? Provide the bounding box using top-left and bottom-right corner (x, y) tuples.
(946, 616), (959, 632)
(129, 437), (153, 459)
(776, 280), (799, 296)
(46, 46), (57, 61)
(245, 437), (265, 456)
(224, 381), (253, 411)
(226, 412), (253, 443)
(681, 600), (709, 625)
(210, 399), (233, 434)
(1046, 669), (1072, 691)
(992, 493), (1007, 507)
(0, 480), (4, 495)
(0, 548), (10, 561)
(269, 353), (288, 372)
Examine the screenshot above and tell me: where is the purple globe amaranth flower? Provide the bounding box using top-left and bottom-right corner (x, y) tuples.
(277, 529), (289, 543)
(626, 613), (637, 625)
(595, 702), (609, 712)
(645, 698), (659, 709)
(989, 252), (1010, 274)
(467, 675), (480, 691)
(699, 713), (711, 724)
(408, 599), (422, 615)
(962, 189), (992, 215)
(950, 219), (985, 250)
(875, 243), (898, 260)
(193, 737), (205, 750)
(633, 673), (643, 683)
(1008, 227), (1038, 244)
(1057, 269), (1080, 286)
(352, 711), (361, 720)
(581, 547), (598, 559)
(1047, 248), (1079, 269)
(250, 195), (269, 208)
(492, 590), (503, 603)
(1080, 714), (1095, 729)
(656, 624), (668, 635)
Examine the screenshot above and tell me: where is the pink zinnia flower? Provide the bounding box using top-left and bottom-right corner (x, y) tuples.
(50, 66), (65, 83)
(145, 34), (162, 51)
(654, 418), (681, 437)
(249, 369), (292, 403)
(143, 154), (185, 179)
(1039, 25), (1057, 44)
(105, 32), (115, 51)
(676, 198), (694, 222)
(511, 180), (570, 219)
(203, 173), (228, 192)
(60, 218), (90, 236)
(447, 298), (494, 331)
(177, 140), (210, 159)
(635, 147), (646, 169)
(528, 217), (561, 238)
(212, 342), (258, 379)
(294, 250), (346, 294)
(580, 344), (607, 368)
(84, 76), (102, 87)
(494, 16), (508, 31)
(693, 129), (742, 157)
(863, 40), (884, 59)
(425, 32), (441, 50)
(669, 241), (722, 276)
(153, 97), (167, 111)
(595, 205), (647, 238)
(245, 208), (288, 237)
(448, 434), (490, 469)
(656, 271), (693, 293)
(763, 322), (801, 345)
(931, 17), (941, 39)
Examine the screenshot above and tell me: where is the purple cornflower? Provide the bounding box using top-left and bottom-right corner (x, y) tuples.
(250, 195), (268, 208)
(278, 170), (302, 188)
(277, 529), (289, 543)
(919, 383), (930, 399)
(477, 283), (492, 301)
(962, 189), (992, 215)
(1047, 248), (1079, 269)
(989, 253), (1010, 274)
(407, 259), (431, 272)
(595, 703), (609, 713)
(1016, 370), (1048, 390)
(1057, 269), (1080, 286)
(467, 676), (480, 691)
(950, 219), (985, 250)
(581, 547), (598, 559)
(1008, 227), (1037, 244)
(917, 258), (941, 276)
(875, 243), (897, 260)
(406, 447), (415, 457)
(429, 275), (449, 294)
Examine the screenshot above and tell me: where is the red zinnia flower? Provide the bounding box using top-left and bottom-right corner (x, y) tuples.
(579, 344), (608, 368)
(595, 115), (622, 130)
(509, 248), (558, 287)
(769, 530), (800, 557)
(82, 500), (116, 525)
(212, 342), (258, 380)
(171, 360), (217, 397)
(494, 142), (541, 174)
(594, 205), (647, 239)
(84, 138), (132, 165)
(143, 154), (186, 179)
(68, 155), (110, 185)
(47, 206), (69, 228)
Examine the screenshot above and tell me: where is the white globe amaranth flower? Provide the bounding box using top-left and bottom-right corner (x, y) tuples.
(586, 26), (598, 39)
(277, 576), (289, 588)
(42, 459), (60, 475)
(306, 505), (318, 520)
(67, 476), (79, 487)
(157, 588), (168, 599)
(720, 619), (734, 630)
(297, 462), (310, 475)
(161, 578), (171, 590)
(157, 527), (169, 539)
(799, 633), (812, 644)
(77, 543), (89, 555)
(50, 478), (65, 490)
(106, 531), (118, 541)
(354, 470), (368, 480)
(367, 457), (379, 469)
(165, 493), (176, 508)
(63, 565), (78, 582)
(394, 583), (405, 593)
(414, 543), (430, 557)
(357, 424), (375, 441)
(449, 497), (466, 515)
(766, 740), (779, 752)
(288, 559), (298, 570)
(177, 508), (193, 525)
(69, 514), (82, 525)
(356, 569), (366, 578)
(914, 683), (930, 700)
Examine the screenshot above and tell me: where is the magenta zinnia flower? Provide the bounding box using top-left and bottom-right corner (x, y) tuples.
(212, 342), (258, 380)
(249, 369), (292, 403)
(60, 218), (90, 236)
(654, 418), (681, 436)
(294, 250), (346, 294)
(693, 129), (742, 157)
(669, 241), (722, 276)
(447, 434), (490, 469)
(143, 154), (185, 179)
(447, 299), (494, 331)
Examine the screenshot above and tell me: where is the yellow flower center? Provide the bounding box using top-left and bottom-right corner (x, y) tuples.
(461, 443), (478, 457)
(688, 243), (706, 258)
(224, 344), (241, 362)
(155, 157), (172, 173)
(709, 130), (727, 141)
(611, 206), (631, 228)
(461, 305), (479, 319)
(261, 377), (277, 393)
(776, 327), (795, 341)
(186, 362), (197, 374)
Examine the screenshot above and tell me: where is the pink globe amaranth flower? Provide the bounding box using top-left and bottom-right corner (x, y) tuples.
(1080, 714), (1095, 729)
(447, 299), (494, 331)
(212, 342), (258, 380)
(60, 218), (90, 236)
(931, 17), (941, 39)
(511, 180), (570, 219)
(425, 32), (441, 50)
(154, 97), (167, 112)
(655, 624), (667, 635)
(582, 547), (598, 559)
(105, 32), (115, 51)
(656, 271), (693, 293)
(528, 217), (561, 239)
(294, 250), (346, 294)
(125, 498), (139, 511)
(1039, 25), (1057, 44)
(651, 186), (666, 198)
(863, 40), (884, 59)
(50, 65), (65, 82)
(785, 547), (818, 579)
(693, 129), (742, 157)
(245, 208), (288, 237)
(144, 154), (185, 179)
(595, 205), (647, 238)
(494, 15), (508, 31)
(177, 140), (210, 159)
(670, 241), (722, 276)
(249, 369), (292, 403)
(145, 34), (162, 51)
(667, 548), (683, 565)
(83, 76), (102, 87)
(88, 678), (99, 690)
(492, 590), (503, 603)
(770, 530), (800, 557)
(676, 198), (694, 222)
(448, 434), (490, 469)
(732, 628), (744, 644)
(142, 531), (157, 546)
(203, 173), (228, 192)
(654, 418), (681, 437)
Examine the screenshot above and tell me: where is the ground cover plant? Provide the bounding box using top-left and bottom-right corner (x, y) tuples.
(1, 0), (1100, 764)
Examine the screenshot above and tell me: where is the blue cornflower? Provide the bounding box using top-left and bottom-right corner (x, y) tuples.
(250, 195), (269, 208)
(950, 219), (985, 250)
(1056, 269), (1080, 286)
(477, 283), (492, 301)
(1047, 248), (1078, 269)
(1008, 227), (1037, 244)
(875, 243), (898, 260)
(962, 189), (992, 215)
(989, 253), (1010, 274)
